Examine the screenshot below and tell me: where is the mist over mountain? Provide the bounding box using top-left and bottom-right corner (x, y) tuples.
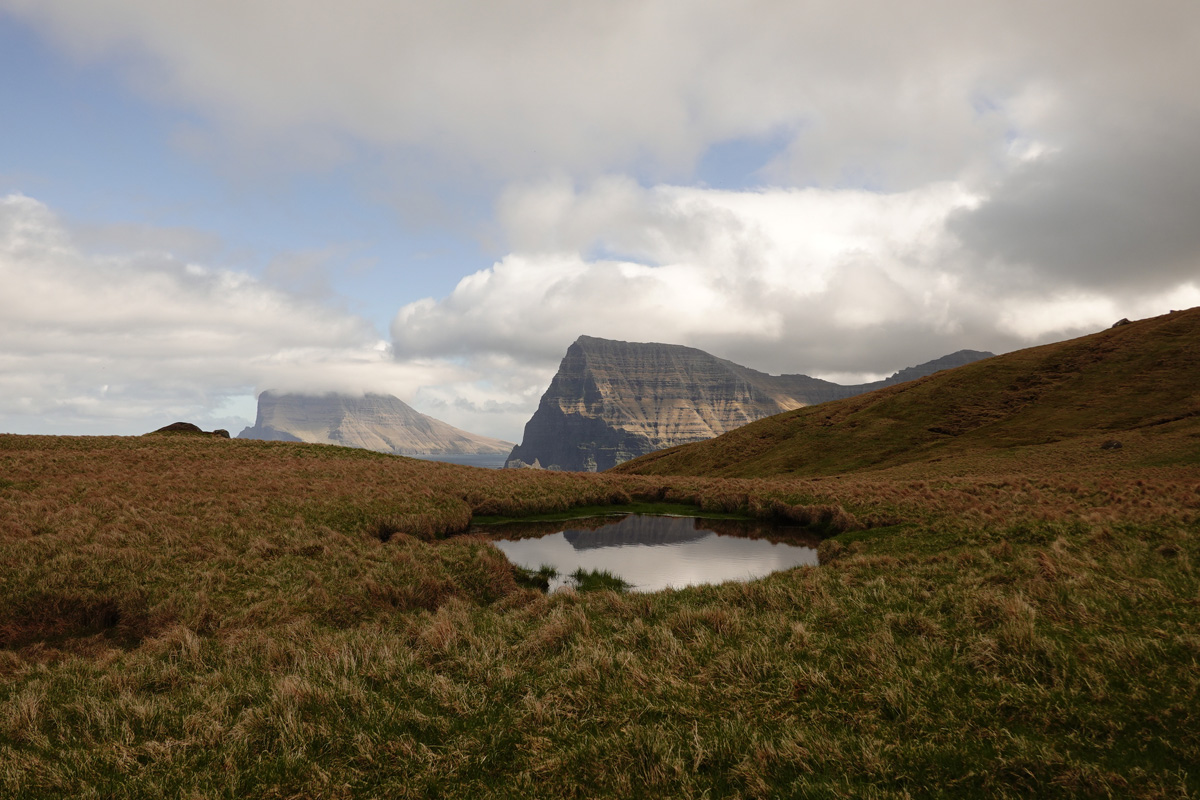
(239, 392), (513, 456)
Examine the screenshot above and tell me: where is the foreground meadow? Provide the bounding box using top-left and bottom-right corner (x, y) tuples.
(1, 433), (1198, 798)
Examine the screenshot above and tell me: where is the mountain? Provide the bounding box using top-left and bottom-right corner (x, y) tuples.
(505, 335), (992, 471)
(238, 392), (513, 455)
(613, 307), (1200, 478)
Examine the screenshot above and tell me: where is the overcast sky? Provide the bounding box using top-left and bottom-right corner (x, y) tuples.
(2, 0), (1198, 442)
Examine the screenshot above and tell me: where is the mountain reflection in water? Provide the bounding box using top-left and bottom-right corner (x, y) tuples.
(563, 515), (709, 550)
(484, 514), (819, 592)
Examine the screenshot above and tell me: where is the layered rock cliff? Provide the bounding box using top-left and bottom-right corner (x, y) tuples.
(238, 392), (513, 455)
(507, 336), (992, 471)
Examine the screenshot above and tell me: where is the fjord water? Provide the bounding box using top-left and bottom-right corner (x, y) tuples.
(487, 514), (819, 592)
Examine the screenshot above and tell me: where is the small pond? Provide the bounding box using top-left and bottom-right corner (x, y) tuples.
(479, 514), (820, 592)
(407, 453), (509, 469)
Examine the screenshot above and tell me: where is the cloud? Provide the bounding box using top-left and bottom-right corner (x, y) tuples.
(392, 179), (1200, 386)
(0, 193), (461, 434)
(68, 220), (224, 263)
(950, 114), (1200, 292)
(16, 0), (1188, 296)
(394, 180), (981, 370)
(7, 0), (1195, 188)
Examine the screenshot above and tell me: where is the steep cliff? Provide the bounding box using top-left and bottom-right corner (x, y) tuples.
(507, 336), (992, 471)
(239, 392), (513, 455)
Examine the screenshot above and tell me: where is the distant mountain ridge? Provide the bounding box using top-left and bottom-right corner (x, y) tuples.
(506, 336), (992, 471)
(238, 392), (513, 455)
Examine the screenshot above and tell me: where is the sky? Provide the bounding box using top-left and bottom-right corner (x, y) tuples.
(2, 0), (1198, 443)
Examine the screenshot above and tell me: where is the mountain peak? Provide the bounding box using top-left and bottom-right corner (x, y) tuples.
(507, 340), (992, 471)
(239, 392), (513, 455)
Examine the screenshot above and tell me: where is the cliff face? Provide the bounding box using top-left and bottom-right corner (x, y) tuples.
(507, 336), (992, 471)
(238, 392), (513, 455)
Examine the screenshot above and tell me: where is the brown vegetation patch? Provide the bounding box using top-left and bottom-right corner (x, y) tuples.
(2, 430), (1199, 795)
(0, 594), (155, 657)
(369, 518), (411, 543)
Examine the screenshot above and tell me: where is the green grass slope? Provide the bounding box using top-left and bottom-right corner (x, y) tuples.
(615, 307), (1200, 478)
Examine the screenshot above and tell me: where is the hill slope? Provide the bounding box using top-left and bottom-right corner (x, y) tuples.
(614, 308), (1200, 478)
(238, 391), (513, 455)
(507, 335), (990, 471)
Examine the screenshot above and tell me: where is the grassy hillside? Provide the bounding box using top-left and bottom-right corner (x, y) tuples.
(615, 307), (1200, 479)
(2, 311), (1199, 798)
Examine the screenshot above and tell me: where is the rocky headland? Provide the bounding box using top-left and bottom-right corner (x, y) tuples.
(238, 392), (513, 456)
(507, 336), (991, 471)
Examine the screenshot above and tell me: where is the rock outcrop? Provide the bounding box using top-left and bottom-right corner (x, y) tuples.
(507, 336), (992, 471)
(238, 392), (513, 455)
(147, 422), (230, 438)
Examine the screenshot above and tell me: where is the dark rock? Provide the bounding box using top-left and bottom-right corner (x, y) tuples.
(1100, 439), (1123, 450)
(153, 422), (205, 434)
(147, 422), (231, 438)
(1112, 318), (1132, 328)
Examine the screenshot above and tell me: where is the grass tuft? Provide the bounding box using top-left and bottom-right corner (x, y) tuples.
(569, 568), (632, 593)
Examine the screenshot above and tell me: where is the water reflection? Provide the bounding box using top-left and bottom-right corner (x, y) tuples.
(481, 514), (819, 592)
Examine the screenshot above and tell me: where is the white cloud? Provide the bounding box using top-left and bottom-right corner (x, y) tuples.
(994, 285), (1200, 342)
(392, 179), (1199, 391)
(395, 181), (980, 369)
(0, 194), (462, 434)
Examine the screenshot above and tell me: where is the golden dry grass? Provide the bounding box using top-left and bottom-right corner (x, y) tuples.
(1, 426), (1198, 797)
(617, 306), (1200, 479)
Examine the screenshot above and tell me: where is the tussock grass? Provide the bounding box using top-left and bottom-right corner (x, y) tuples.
(568, 568), (632, 593)
(513, 564), (559, 592)
(1, 432), (1198, 796)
